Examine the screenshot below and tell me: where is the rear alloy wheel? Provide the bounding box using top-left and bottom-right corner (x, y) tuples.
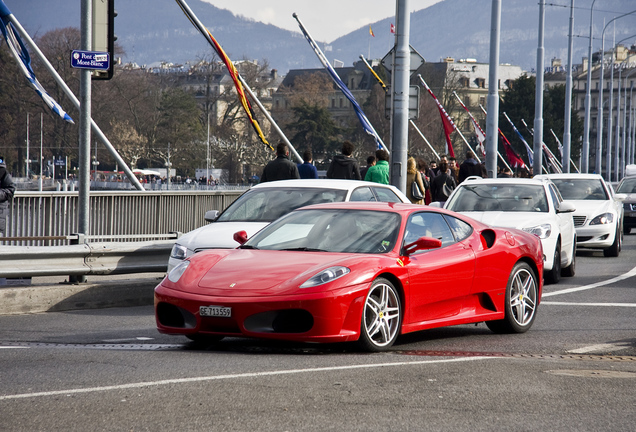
(603, 227), (621, 257)
(561, 238), (576, 277)
(486, 262), (538, 334)
(544, 241), (561, 285)
(358, 278), (402, 352)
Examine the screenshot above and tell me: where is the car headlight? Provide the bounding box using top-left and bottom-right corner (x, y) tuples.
(170, 244), (188, 260)
(522, 223), (552, 239)
(300, 266), (350, 288)
(589, 213), (613, 225)
(167, 260), (190, 283)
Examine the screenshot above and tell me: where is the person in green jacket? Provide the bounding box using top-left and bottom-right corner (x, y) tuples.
(364, 149), (390, 184)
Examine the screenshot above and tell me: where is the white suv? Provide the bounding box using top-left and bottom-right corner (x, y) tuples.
(443, 176), (576, 284)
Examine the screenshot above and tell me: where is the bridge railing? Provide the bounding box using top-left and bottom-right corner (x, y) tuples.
(1, 189), (246, 247)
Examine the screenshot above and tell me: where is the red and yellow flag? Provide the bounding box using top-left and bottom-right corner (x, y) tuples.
(369, 26), (374, 37)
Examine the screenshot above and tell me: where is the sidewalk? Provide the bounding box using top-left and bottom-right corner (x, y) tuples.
(0, 273), (165, 315)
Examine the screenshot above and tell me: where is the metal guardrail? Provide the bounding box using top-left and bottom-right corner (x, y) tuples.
(0, 239), (176, 278)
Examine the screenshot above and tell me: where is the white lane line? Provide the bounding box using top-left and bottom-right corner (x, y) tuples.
(542, 301), (636, 307)
(568, 342), (632, 354)
(102, 337), (154, 342)
(0, 346), (29, 349)
(0, 356), (494, 401)
(543, 265), (636, 298)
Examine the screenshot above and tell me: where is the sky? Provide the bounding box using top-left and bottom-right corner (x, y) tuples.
(201, 0), (444, 43)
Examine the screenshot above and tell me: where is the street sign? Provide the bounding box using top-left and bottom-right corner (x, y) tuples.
(70, 50), (110, 71)
(385, 86), (420, 119)
(381, 45), (426, 75)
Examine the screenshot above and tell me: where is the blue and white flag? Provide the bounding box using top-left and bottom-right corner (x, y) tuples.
(293, 13), (387, 152)
(0, 1), (74, 123)
(503, 112), (533, 166)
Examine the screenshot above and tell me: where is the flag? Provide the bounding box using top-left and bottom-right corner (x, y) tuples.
(419, 76), (456, 157)
(369, 26), (374, 37)
(453, 91), (485, 156)
(390, 23), (395, 33)
(0, 1), (73, 123)
(503, 112), (534, 167)
(294, 13), (388, 152)
(500, 132), (527, 170)
(176, 0), (272, 151)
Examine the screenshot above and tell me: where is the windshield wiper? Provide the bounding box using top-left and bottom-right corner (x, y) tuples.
(238, 244), (259, 249)
(280, 247), (325, 252)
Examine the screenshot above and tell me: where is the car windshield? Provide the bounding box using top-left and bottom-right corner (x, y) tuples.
(617, 178), (636, 194)
(446, 184), (549, 212)
(244, 209), (401, 254)
(217, 188), (348, 222)
(551, 178), (608, 200)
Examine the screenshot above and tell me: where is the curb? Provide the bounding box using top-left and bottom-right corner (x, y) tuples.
(0, 275), (164, 315)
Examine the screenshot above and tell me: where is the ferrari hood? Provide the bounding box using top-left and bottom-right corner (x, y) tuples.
(191, 250), (358, 296)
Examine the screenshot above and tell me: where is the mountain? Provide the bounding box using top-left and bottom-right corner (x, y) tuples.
(6, 0), (636, 74)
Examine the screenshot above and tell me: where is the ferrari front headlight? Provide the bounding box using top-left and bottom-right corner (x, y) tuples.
(589, 213), (613, 225)
(167, 260), (190, 283)
(300, 266), (350, 288)
(522, 223), (552, 239)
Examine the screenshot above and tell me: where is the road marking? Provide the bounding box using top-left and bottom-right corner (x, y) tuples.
(102, 337), (154, 342)
(0, 356), (494, 401)
(0, 346), (29, 349)
(543, 264), (636, 298)
(542, 301), (636, 307)
(568, 342), (632, 354)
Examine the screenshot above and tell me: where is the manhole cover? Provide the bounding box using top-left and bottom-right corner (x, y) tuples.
(546, 369), (636, 378)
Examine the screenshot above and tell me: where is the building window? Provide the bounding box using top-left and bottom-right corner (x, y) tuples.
(339, 98), (343, 108)
(460, 77), (469, 88)
(476, 78), (485, 88)
(331, 99), (335, 108)
(479, 96), (486, 106)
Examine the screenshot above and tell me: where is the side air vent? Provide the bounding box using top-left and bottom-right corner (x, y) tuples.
(480, 229), (496, 249)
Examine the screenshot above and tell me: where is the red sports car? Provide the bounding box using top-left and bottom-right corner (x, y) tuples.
(155, 202), (544, 351)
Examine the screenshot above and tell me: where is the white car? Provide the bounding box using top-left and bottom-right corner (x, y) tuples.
(443, 177), (576, 284)
(535, 173), (626, 257)
(168, 179), (410, 272)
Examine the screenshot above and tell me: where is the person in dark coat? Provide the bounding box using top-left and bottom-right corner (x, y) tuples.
(430, 161), (457, 203)
(326, 141), (361, 180)
(0, 155), (16, 236)
(458, 151), (483, 183)
(360, 155), (376, 180)
(261, 143), (300, 183)
(297, 149), (319, 179)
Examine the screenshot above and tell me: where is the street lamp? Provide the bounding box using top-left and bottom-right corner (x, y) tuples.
(596, 9), (636, 181)
(581, 0), (597, 173)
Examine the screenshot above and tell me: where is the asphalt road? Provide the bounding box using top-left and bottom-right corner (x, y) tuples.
(1, 235), (635, 431)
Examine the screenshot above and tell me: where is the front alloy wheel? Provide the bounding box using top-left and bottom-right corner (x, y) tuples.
(358, 278), (402, 352)
(487, 262), (538, 334)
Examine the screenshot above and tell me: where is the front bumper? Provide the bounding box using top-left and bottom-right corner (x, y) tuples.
(154, 282), (369, 343)
(575, 224), (616, 248)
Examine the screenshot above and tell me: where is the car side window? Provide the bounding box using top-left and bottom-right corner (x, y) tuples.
(350, 187), (376, 202)
(403, 212), (456, 252)
(548, 184), (562, 211)
(443, 215), (473, 242)
(372, 187), (402, 203)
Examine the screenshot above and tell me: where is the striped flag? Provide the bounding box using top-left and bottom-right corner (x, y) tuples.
(500, 132), (527, 170)
(176, 0), (272, 151)
(419, 76), (456, 158)
(369, 26), (374, 37)
(0, 0), (73, 123)
(453, 91), (485, 157)
(503, 112), (533, 166)
(294, 13), (388, 152)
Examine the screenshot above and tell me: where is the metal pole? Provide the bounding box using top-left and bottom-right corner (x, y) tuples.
(25, 113), (29, 178)
(533, 0), (546, 177)
(582, 0), (597, 173)
(390, 0), (410, 193)
(562, 0), (575, 173)
(485, 0), (501, 179)
(621, 72), (628, 178)
(78, 0), (91, 239)
(206, 112), (210, 185)
(615, 65), (622, 182)
(39, 112), (43, 191)
(607, 45), (614, 182)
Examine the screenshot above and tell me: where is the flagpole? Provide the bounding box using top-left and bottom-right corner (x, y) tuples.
(359, 55), (439, 160)
(479, 104), (530, 173)
(452, 91), (511, 171)
(550, 129), (579, 172)
(418, 75), (479, 162)
(3, 10), (144, 191)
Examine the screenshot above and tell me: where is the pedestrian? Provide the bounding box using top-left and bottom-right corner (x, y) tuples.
(406, 157), (426, 204)
(417, 158), (432, 205)
(297, 149), (319, 179)
(449, 156), (459, 184)
(430, 161), (456, 203)
(458, 151), (483, 183)
(0, 155), (16, 236)
(360, 155), (376, 180)
(364, 149), (390, 184)
(326, 140), (361, 180)
(261, 142), (300, 183)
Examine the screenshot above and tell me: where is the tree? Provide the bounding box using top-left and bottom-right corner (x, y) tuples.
(286, 101), (342, 166)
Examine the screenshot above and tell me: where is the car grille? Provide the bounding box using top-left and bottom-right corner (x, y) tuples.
(572, 215), (587, 227)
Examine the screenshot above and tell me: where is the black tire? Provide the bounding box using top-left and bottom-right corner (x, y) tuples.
(544, 241), (561, 285)
(561, 237), (576, 277)
(358, 278), (402, 352)
(603, 227), (621, 257)
(486, 262), (539, 334)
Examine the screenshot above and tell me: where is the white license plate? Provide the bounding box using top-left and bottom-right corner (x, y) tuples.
(199, 305), (232, 317)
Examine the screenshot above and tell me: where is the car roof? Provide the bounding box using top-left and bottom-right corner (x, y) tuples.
(250, 179), (396, 191)
(535, 173), (605, 181)
(460, 176), (549, 187)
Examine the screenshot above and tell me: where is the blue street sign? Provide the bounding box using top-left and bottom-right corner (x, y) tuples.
(70, 50), (110, 71)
